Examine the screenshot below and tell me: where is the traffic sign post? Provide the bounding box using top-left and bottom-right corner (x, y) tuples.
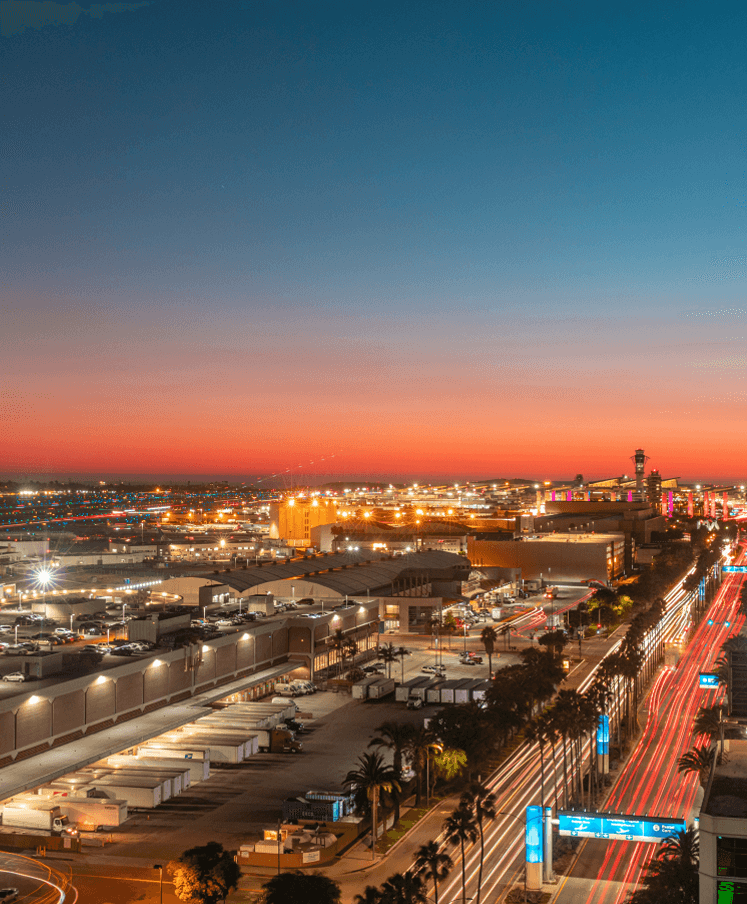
(557, 811), (686, 843)
(700, 673), (720, 688)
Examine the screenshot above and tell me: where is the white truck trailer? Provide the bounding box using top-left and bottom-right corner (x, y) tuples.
(139, 743), (211, 779)
(1, 803), (77, 835)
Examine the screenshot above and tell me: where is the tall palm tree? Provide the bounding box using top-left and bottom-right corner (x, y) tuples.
(480, 626), (497, 678)
(345, 752), (400, 860)
(500, 624), (511, 650)
(405, 727), (439, 806)
(460, 783), (497, 904)
(524, 718), (547, 808)
(328, 628), (356, 676)
(413, 840), (453, 904)
(396, 646), (411, 684)
(379, 871), (428, 904)
(442, 802), (478, 904)
(369, 721), (414, 822)
(379, 642), (398, 679)
(354, 887), (383, 904)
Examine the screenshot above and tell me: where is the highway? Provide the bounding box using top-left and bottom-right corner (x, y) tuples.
(552, 557), (743, 904)
(417, 565), (728, 904)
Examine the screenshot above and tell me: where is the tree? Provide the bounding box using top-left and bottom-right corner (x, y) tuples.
(480, 625), (497, 678)
(396, 645), (411, 684)
(537, 629), (568, 660)
(261, 871), (341, 904)
(443, 802), (478, 904)
(369, 720), (414, 822)
(379, 871), (428, 904)
(693, 704), (724, 742)
(677, 745), (715, 787)
(433, 746), (468, 784)
(354, 887), (383, 904)
(379, 642), (399, 679)
(328, 628), (356, 676)
(345, 751), (400, 859)
(169, 841), (240, 904)
(413, 840), (453, 904)
(460, 783), (497, 904)
(627, 828), (699, 904)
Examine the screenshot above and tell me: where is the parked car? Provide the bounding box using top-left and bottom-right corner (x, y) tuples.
(0, 625), (12, 634)
(422, 664), (446, 675)
(0, 887), (19, 901)
(2, 672), (27, 683)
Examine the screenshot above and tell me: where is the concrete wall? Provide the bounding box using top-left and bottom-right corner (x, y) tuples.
(0, 620), (290, 762)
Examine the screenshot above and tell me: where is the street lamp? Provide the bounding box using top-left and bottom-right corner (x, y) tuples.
(153, 863), (163, 904)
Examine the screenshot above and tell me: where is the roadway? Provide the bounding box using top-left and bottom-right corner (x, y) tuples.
(551, 560), (743, 903)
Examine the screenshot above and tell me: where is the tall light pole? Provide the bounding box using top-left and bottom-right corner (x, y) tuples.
(153, 863), (163, 904)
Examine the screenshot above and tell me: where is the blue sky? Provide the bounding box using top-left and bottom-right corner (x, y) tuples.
(3, 0), (746, 480)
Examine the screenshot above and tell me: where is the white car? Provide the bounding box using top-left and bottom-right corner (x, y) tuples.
(0, 626), (12, 634)
(0, 888), (19, 902)
(2, 672), (27, 683)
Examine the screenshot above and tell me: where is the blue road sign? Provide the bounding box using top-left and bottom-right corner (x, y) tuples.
(700, 673), (720, 688)
(723, 566), (747, 573)
(558, 811), (686, 843)
(525, 806), (543, 863)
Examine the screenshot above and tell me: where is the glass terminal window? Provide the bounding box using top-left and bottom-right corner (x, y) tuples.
(718, 836), (747, 878)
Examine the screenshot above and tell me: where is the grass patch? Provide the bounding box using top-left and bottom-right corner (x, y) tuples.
(377, 805), (433, 853)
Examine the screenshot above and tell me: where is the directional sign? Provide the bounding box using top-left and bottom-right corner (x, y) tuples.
(723, 566), (747, 573)
(558, 811), (686, 843)
(700, 673), (720, 688)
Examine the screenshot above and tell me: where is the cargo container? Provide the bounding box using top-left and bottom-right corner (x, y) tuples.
(367, 677), (396, 700)
(56, 797), (128, 828)
(352, 675), (382, 700)
(395, 677), (430, 703)
(454, 678), (477, 704)
(187, 720), (260, 755)
(85, 780), (161, 809)
(408, 680), (435, 701)
(105, 757), (192, 791)
(467, 679), (490, 702)
(133, 751), (210, 783)
(426, 680), (447, 704)
(438, 679), (463, 704)
(82, 770), (173, 801)
(161, 730), (246, 763)
(139, 744), (211, 778)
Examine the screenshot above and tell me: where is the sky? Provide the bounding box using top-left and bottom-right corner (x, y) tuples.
(2, 0), (746, 484)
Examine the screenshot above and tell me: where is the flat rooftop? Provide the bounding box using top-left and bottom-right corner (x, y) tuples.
(703, 739), (747, 818)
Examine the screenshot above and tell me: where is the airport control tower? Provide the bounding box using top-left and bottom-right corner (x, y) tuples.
(632, 448), (649, 499)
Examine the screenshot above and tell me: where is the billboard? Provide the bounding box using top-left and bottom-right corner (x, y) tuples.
(558, 811), (685, 842)
(699, 673), (720, 688)
(723, 566), (747, 573)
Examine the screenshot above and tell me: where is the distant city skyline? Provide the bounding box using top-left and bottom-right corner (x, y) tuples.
(4, 1), (745, 480)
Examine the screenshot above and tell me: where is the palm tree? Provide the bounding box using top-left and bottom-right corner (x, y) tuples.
(628, 828), (699, 904)
(379, 642), (398, 679)
(328, 628), (356, 676)
(413, 840), (453, 904)
(677, 746), (715, 787)
(379, 871), (427, 904)
(460, 783), (497, 904)
(693, 703), (724, 742)
(500, 624), (511, 650)
(345, 752), (401, 859)
(354, 887), (383, 904)
(369, 721), (414, 822)
(480, 626), (497, 678)
(396, 645), (411, 684)
(405, 726), (439, 805)
(524, 718), (547, 808)
(442, 803), (478, 904)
